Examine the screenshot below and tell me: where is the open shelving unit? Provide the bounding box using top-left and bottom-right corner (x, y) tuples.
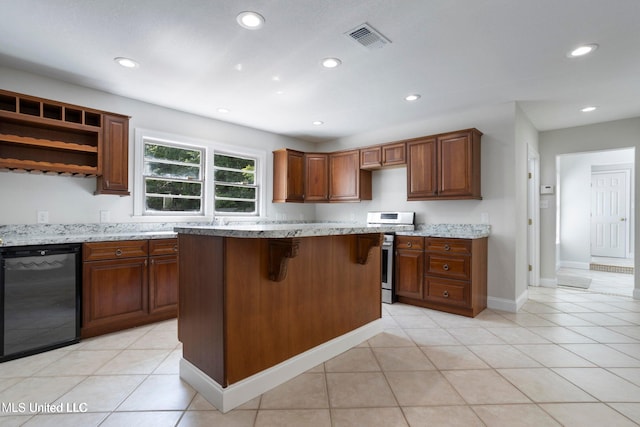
(0, 90), (103, 176)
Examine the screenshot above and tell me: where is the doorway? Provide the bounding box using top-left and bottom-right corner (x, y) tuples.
(556, 148), (635, 297)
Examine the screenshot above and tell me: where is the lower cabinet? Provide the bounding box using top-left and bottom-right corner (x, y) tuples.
(81, 238), (178, 338)
(395, 235), (487, 317)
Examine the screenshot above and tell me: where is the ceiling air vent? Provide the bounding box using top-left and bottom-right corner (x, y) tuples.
(345, 23), (391, 50)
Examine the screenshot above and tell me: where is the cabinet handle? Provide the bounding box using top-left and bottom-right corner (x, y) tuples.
(173, 245), (178, 252)
(115, 248), (123, 256)
(443, 290), (449, 298)
(443, 264), (449, 271)
(444, 244), (451, 251)
(406, 242), (412, 248)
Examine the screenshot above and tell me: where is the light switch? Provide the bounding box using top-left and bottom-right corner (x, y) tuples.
(100, 210), (111, 223)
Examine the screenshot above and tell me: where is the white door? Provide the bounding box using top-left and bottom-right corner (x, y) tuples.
(590, 171), (628, 257)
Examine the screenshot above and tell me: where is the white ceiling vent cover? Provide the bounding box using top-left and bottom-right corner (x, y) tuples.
(345, 23), (391, 50)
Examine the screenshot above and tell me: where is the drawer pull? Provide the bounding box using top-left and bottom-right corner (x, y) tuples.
(444, 244), (451, 251)
(443, 290), (449, 298)
(173, 245), (178, 252)
(443, 264), (449, 271)
(406, 242), (412, 248)
(115, 248), (123, 256)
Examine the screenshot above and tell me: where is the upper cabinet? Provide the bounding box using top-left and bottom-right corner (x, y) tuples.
(0, 90), (130, 195)
(304, 153), (329, 202)
(95, 113), (130, 195)
(407, 129), (482, 200)
(360, 142), (406, 170)
(329, 150), (371, 202)
(272, 148), (305, 203)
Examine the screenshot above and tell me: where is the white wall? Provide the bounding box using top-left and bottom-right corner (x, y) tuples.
(0, 67), (315, 224)
(557, 149), (634, 268)
(539, 118), (640, 297)
(314, 102), (522, 310)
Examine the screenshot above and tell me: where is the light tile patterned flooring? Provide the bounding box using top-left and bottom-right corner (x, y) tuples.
(2, 286), (640, 426)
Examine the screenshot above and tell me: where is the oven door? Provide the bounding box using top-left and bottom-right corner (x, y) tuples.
(381, 234), (395, 304)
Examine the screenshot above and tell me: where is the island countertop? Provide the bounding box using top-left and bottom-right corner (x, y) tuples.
(173, 222), (414, 238)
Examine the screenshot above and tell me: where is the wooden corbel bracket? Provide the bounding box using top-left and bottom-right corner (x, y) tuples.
(356, 233), (382, 265)
(268, 238), (301, 281)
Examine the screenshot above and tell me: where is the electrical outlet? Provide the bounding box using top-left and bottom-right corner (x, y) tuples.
(100, 210), (111, 223)
(480, 212), (489, 224)
(37, 210), (49, 224)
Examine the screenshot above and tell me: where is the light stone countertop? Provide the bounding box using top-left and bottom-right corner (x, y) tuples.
(174, 222), (414, 238)
(396, 223), (490, 239)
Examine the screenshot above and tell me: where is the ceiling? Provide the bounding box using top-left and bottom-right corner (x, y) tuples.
(1, 0), (639, 142)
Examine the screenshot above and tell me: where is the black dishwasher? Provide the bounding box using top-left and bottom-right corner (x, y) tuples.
(0, 244), (81, 362)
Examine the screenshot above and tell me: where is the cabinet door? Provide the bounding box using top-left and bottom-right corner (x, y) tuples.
(395, 249), (423, 299)
(273, 149), (305, 202)
(382, 142), (406, 167)
(96, 114), (129, 195)
(329, 150), (361, 201)
(407, 138), (437, 200)
(438, 131), (474, 198)
(82, 257), (148, 334)
(360, 146), (382, 169)
(149, 254), (178, 315)
(304, 153), (328, 201)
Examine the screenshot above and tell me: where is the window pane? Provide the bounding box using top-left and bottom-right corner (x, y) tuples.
(146, 178), (201, 196)
(145, 162), (200, 179)
(146, 196), (201, 212)
(215, 184), (256, 199)
(215, 200), (255, 213)
(214, 154), (254, 170)
(145, 144), (201, 164)
(214, 169), (254, 184)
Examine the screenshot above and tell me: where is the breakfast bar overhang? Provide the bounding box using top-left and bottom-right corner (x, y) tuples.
(174, 223), (412, 412)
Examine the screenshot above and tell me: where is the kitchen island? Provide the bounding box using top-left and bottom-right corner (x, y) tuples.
(174, 222), (412, 412)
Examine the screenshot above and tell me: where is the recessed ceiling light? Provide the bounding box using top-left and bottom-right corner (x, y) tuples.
(312, 121), (324, 126)
(276, 90), (285, 95)
(114, 57), (139, 68)
(321, 58), (342, 69)
(217, 108), (230, 114)
(568, 43), (598, 58)
(581, 106), (597, 112)
(237, 11), (265, 30)
(405, 94), (421, 101)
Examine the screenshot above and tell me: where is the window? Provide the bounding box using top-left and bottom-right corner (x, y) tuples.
(134, 129), (265, 219)
(214, 153), (258, 215)
(142, 139), (204, 214)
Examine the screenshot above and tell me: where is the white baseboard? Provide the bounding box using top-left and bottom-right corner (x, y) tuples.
(488, 295), (520, 313)
(634, 288), (640, 300)
(180, 319), (384, 413)
(539, 277), (558, 288)
(558, 261), (590, 270)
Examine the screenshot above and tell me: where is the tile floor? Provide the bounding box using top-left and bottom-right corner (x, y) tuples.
(557, 266), (634, 297)
(2, 286), (640, 426)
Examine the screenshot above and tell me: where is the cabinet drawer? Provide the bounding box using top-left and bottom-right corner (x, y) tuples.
(83, 240), (149, 261)
(426, 238), (471, 255)
(426, 254), (470, 280)
(396, 236), (424, 250)
(149, 238), (179, 256)
(425, 277), (470, 306)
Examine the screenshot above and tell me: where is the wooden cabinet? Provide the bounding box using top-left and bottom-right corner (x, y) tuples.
(304, 153), (328, 202)
(0, 90), (130, 194)
(395, 235), (487, 317)
(360, 146), (382, 169)
(95, 113), (129, 195)
(360, 142), (406, 169)
(395, 236), (424, 300)
(273, 149), (305, 202)
(407, 129), (482, 200)
(329, 150), (372, 202)
(81, 238), (178, 338)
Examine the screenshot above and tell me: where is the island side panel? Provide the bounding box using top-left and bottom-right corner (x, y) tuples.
(224, 234), (381, 385)
(178, 234), (225, 385)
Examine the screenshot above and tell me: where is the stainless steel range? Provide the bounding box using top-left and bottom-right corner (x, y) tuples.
(367, 212), (415, 304)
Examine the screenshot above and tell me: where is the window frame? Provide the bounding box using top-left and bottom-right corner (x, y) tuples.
(134, 128), (266, 221)
(213, 151), (259, 216)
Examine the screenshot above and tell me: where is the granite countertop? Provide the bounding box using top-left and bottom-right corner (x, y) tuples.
(396, 224), (490, 239)
(174, 222), (415, 238)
